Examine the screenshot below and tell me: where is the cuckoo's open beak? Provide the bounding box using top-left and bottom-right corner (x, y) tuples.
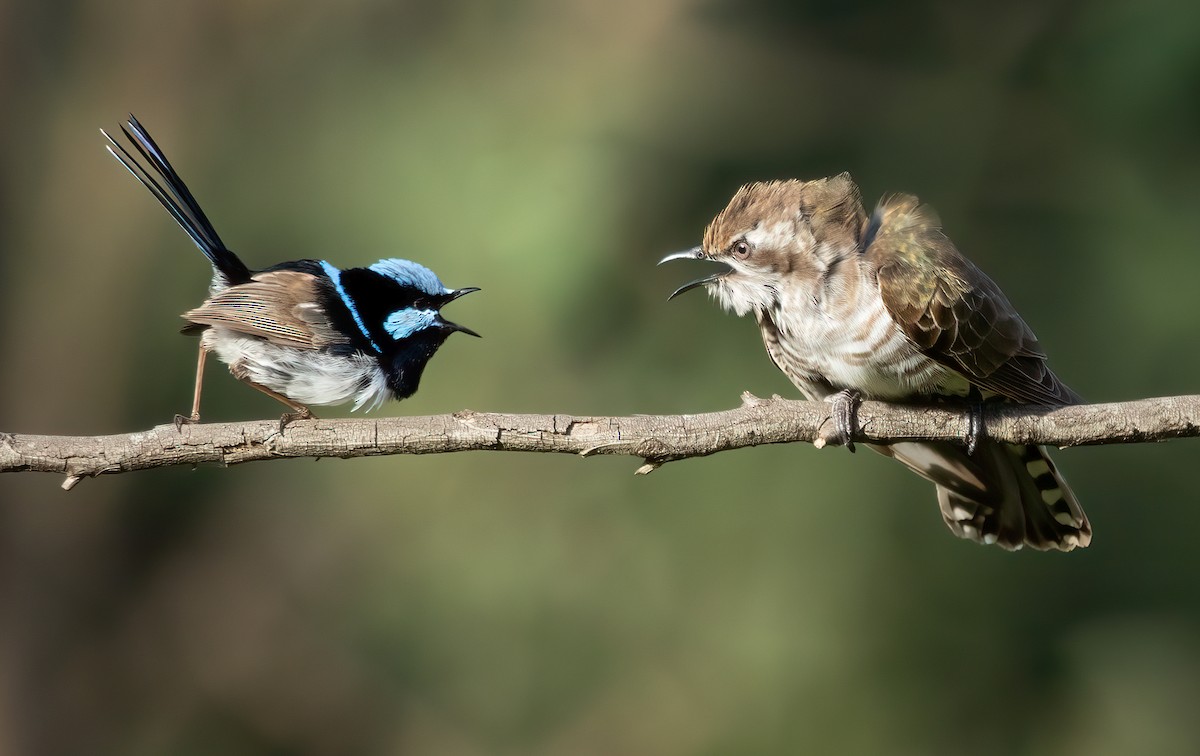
(659, 246), (731, 301)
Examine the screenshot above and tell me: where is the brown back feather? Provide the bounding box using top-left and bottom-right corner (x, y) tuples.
(183, 270), (349, 351)
(867, 195), (1080, 406)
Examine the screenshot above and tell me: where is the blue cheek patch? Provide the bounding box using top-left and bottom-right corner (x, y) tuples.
(320, 260), (382, 353)
(384, 308), (440, 340)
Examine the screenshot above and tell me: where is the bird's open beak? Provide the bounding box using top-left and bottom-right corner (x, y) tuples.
(658, 246), (730, 301)
(440, 319), (481, 338)
(658, 246), (705, 265)
(439, 288), (480, 336)
(445, 286), (481, 303)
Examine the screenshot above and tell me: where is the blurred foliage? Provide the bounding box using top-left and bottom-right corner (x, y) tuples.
(3, 0), (1200, 753)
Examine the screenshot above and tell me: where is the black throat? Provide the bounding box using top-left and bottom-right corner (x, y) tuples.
(381, 330), (449, 399)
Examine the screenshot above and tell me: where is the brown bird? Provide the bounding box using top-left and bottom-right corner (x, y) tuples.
(661, 174), (1090, 551)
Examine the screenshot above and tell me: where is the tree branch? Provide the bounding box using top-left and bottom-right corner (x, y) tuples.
(2, 394), (1198, 490)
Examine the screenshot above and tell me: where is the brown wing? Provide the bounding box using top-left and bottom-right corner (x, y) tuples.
(183, 270), (349, 350)
(867, 194), (1080, 406)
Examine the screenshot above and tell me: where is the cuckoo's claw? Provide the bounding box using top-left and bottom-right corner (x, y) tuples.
(825, 388), (862, 453)
(965, 401), (984, 456)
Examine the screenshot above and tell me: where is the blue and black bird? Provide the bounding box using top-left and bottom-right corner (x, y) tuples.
(103, 115), (479, 427)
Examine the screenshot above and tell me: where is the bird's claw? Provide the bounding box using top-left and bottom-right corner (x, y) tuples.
(824, 389), (862, 453)
(965, 402), (984, 455)
(278, 407), (315, 433)
(173, 413), (200, 432)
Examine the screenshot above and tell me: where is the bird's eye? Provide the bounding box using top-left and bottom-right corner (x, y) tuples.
(731, 240), (751, 259)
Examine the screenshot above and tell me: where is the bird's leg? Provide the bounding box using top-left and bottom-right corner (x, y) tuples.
(238, 378), (317, 432)
(175, 344), (208, 431)
(824, 388), (862, 453)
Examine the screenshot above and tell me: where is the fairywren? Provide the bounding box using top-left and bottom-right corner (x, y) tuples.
(662, 175), (1090, 551)
(104, 115), (479, 427)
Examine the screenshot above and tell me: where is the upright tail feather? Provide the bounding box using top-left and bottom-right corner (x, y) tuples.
(103, 115), (251, 285)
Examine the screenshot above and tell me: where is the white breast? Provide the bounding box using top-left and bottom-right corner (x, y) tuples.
(765, 275), (967, 401)
(202, 328), (392, 411)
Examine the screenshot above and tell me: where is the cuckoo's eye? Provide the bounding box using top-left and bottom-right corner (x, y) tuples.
(731, 240), (751, 259)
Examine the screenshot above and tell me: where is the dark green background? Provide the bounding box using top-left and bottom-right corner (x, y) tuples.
(3, 1), (1199, 753)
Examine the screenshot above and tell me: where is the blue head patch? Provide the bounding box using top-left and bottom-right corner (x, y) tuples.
(370, 259), (451, 297)
(383, 308), (441, 340)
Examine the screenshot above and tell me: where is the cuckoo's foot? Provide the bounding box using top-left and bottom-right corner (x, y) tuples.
(824, 389), (862, 453)
(964, 401), (985, 456)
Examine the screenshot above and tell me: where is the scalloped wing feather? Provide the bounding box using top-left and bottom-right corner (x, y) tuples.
(867, 196), (1081, 406)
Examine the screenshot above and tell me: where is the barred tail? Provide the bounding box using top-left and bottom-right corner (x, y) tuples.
(103, 115), (251, 285)
(878, 440), (1091, 551)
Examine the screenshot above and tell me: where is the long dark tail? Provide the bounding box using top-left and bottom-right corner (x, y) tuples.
(103, 115), (251, 285)
(876, 440), (1091, 551)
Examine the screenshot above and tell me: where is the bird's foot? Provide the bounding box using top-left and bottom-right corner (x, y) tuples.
(173, 412), (200, 432)
(278, 407), (315, 433)
(821, 389), (862, 453)
(964, 401), (985, 456)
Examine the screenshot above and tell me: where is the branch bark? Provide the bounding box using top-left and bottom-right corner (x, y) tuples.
(2, 394), (1198, 490)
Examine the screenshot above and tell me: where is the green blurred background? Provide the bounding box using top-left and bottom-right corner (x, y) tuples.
(3, 1), (1200, 754)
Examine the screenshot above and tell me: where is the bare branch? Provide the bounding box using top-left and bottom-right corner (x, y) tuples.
(2, 394), (1198, 489)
